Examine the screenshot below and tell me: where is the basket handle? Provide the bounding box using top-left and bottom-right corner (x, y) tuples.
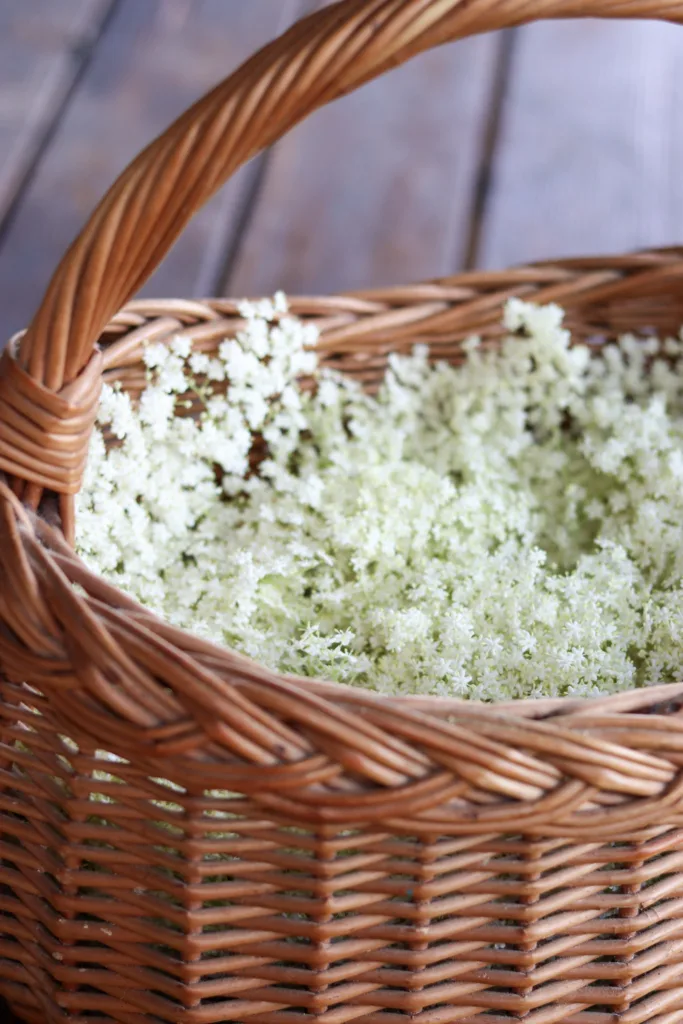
(0, 0), (680, 539)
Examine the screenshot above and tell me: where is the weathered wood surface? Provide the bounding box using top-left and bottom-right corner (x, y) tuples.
(227, 29), (505, 296)
(0, 0), (114, 227)
(0, 7), (682, 345)
(0, 0), (306, 342)
(477, 18), (683, 269)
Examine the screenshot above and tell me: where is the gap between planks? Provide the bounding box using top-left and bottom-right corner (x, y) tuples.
(223, 17), (505, 298)
(0, 0), (117, 267)
(0, 0), (308, 345)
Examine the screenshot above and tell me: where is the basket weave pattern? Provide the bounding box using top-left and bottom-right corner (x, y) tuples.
(3, 1), (683, 1021)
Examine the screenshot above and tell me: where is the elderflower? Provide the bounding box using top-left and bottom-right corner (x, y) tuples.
(76, 297), (683, 701)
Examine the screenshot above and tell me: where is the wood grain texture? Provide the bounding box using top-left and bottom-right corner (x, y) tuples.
(0, 0), (113, 230)
(477, 18), (683, 269)
(226, 30), (503, 297)
(0, 0), (305, 345)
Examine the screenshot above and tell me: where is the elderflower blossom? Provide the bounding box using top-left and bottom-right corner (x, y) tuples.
(76, 295), (683, 701)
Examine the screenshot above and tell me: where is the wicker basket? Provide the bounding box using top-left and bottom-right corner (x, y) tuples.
(4, 1), (683, 1022)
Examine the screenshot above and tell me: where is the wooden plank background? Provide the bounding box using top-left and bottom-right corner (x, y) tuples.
(2, 4), (683, 1020)
(0, 4), (681, 346)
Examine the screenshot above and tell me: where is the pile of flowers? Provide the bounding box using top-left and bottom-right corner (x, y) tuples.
(76, 295), (683, 701)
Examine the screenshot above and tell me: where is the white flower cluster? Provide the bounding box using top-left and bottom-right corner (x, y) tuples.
(76, 296), (683, 701)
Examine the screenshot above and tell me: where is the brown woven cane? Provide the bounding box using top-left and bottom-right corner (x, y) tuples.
(4, 1), (683, 1021)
